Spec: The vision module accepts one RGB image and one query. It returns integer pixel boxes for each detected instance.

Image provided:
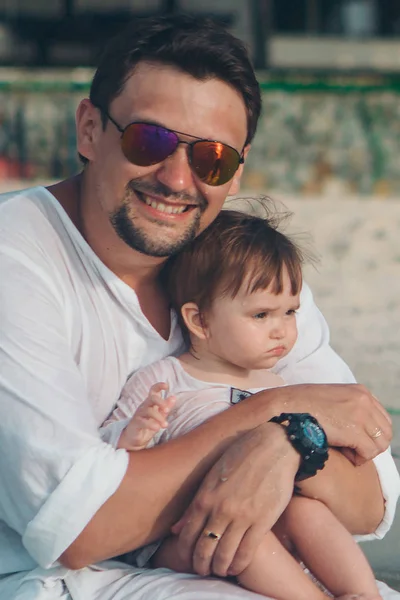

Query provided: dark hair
[161,209,304,344]
[80,14,261,164]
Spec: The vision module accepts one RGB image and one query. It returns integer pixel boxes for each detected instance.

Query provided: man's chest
[65,284,183,424]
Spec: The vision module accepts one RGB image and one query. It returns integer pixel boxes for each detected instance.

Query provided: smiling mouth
[135,190,196,215]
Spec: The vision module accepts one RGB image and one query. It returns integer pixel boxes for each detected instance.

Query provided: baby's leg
[237,530,330,600]
[154,532,329,600]
[279,496,381,598]
[152,535,195,573]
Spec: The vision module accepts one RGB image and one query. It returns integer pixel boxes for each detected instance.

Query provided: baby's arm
[118,383,176,451]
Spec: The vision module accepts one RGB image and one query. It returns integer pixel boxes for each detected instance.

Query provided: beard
[109,179,207,258]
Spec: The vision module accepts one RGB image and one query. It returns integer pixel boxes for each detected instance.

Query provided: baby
[105,209,382,600]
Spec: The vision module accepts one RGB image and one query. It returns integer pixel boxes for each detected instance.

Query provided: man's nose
[155,145,195,192]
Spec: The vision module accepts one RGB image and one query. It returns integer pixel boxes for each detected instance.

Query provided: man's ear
[181,302,208,341]
[227,144,251,197]
[76,99,101,163]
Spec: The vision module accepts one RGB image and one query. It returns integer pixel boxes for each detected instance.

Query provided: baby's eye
[254,312,268,320]
[286,309,298,316]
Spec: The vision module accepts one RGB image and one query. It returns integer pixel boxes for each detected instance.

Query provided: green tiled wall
[1,76,400,195]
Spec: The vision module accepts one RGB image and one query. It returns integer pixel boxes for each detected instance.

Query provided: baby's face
[203,268,300,371]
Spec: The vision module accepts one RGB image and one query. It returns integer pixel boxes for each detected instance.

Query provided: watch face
[302,420,326,448]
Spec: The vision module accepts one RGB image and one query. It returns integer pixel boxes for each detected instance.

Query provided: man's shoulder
[0,185,59,241]
[0,184,47,210]
[0,185,77,265]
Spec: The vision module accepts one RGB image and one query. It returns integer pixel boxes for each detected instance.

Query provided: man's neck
[47,174,172,339]
[47,173,164,290]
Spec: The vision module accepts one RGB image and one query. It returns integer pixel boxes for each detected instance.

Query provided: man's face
[78,62,249,258]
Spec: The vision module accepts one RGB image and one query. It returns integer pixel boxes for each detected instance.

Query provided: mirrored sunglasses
[99,108,244,187]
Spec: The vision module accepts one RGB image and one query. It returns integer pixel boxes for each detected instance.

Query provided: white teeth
[143,196,187,214]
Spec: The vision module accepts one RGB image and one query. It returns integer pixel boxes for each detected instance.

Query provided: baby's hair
[161,208,305,344]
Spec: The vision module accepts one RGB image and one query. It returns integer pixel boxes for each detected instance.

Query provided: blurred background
[0,0,399,589]
[1,0,400,194]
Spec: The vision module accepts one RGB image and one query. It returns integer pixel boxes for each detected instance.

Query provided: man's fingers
[225,524,266,576]
[210,523,248,577]
[370,393,392,424]
[192,520,229,576]
[170,516,185,535]
[175,508,207,567]
[363,406,392,453]
[354,431,383,463]
[352,386,392,440]
[322,384,392,461]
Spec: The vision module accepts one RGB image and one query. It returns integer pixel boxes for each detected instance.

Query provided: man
[0,14,399,600]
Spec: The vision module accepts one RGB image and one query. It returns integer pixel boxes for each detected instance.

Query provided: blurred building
[0,0,399,70]
[1,0,400,195]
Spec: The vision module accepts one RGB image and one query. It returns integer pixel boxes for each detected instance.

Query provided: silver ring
[203,529,222,541]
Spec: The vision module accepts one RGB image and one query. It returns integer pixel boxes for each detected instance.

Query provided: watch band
[269,412,329,481]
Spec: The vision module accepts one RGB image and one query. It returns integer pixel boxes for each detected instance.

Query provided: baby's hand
[118,382,176,451]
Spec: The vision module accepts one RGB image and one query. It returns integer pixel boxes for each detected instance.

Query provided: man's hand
[271,383,392,464]
[171,421,299,578]
[168,382,392,579]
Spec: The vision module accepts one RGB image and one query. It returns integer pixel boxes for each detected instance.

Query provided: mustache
[127,179,208,211]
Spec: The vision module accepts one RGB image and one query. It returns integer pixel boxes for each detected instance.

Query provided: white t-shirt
[0,186,399,600]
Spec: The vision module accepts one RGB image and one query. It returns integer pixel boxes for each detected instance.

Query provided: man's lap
[3,562,400,599]
[60,563,400,600]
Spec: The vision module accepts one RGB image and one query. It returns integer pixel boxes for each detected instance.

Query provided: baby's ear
[181,302,208,340]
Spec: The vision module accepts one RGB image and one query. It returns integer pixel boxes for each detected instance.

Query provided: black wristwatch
[269,413,329,481]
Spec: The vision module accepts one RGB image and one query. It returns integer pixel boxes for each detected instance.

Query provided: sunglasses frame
[97,106,245,185]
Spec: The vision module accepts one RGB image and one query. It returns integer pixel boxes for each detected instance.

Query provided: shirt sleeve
[99,419,132,448]
[0,248,129,569]
[275,282,400,540]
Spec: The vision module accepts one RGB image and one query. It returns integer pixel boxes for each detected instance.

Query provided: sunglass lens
[190,142,240,186]
[121,123,178,166]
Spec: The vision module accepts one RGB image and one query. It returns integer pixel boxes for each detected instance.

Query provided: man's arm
[61,400,296,568]
[275,281,399,537]
[60,380,392,571]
